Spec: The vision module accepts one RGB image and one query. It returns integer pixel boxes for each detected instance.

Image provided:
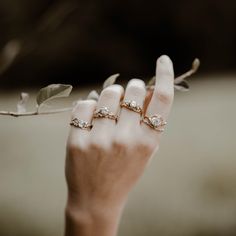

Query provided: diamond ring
[70,118,93,130]
[93,106,117,121]
[142,114,167,132]
[120,100,143,115]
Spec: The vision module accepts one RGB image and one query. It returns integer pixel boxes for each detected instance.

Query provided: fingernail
[159,55,171,64]
[156,55,174,76]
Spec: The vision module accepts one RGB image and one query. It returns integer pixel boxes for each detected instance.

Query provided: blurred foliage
[0,0,235,87]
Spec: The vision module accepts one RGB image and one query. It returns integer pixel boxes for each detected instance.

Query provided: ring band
[120,100,142,115]
[142,114,167,132]
[70,118,93,130]
[93,106,117,121]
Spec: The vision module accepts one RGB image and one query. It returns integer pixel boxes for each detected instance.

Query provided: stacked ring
[142,114,167,132]
[120,100,143,115]
[70,118,93,130]
[93,106,118,121]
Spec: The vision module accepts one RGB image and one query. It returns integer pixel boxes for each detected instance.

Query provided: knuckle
[156,89,173,104]
[111,140,124,151]
[88,141,100,150]
[113,133,130,147]
[66,142,80,156]
[146,141,159,152]
[129,78,145,86]
[89,136,111,150]
[67,136,89,153]
[139,136,157,152]
[137,143,154,158]
[112,138,127,148]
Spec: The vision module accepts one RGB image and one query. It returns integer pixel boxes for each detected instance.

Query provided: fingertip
[126,78,146,98]
[156,55,174,78]
[127,78,146,88]
[157,55,172,64]
[102,84,124,95]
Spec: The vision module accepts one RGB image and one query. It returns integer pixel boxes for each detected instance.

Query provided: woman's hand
[65,55,174,236]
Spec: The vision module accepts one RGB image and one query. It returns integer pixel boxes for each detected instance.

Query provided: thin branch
[39,107,72,115]
[0,58,201,117]
[0,107,72,117]
[174,58,200,84]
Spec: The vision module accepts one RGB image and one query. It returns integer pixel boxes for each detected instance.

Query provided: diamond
[150,116,162,127]
[130,101,137,108]
[99,107,109,116]
[78,120,87,128]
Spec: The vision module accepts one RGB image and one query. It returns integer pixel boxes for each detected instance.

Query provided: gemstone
[130,101,137,108]
[78,120,86,128]
[99,107,109,115]
[150,116,162,127]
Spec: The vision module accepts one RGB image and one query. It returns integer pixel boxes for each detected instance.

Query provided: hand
[65,55,174,236]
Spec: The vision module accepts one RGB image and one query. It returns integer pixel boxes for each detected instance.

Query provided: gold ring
[93,106,117,121]
[120,100,142,115]
[142,114,167,132]
[70,118,93,130]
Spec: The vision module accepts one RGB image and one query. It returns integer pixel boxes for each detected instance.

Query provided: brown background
[0,1,236,236]
[0,0,236,87]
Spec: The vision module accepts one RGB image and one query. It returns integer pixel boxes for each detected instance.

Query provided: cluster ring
[120,100,143,115]
[142,114,167,132]
[93,106,118,121]
[70,118,93,130]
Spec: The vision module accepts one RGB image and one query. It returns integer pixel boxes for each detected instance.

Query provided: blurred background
[0,0,236,235]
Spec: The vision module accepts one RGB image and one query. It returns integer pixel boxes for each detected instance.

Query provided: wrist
[65,201,125,236]
[66,191,127,215]
[66,196,125,221]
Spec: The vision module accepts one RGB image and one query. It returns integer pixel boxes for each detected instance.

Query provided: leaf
[192,58,200,73]
[147,76,155,86]
[36,84,72,106]
[174,80,190,92]
[87,90,99,101]
[17,92,29,113]
[174,58,200,84]
[103,74,119,89]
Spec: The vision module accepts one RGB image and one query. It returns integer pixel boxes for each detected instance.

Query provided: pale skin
[65,55,174,236]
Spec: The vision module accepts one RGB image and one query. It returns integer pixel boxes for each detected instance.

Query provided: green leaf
[17,92,29,113]
[147,76,155,86]
[192,58,200,72]
[174,80,190,92]
[36,84,72,106]
[87,90,99,101]
[103,74,119,89]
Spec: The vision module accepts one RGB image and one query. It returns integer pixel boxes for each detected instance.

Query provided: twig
[174,58,200,84]
[0,107,72,117]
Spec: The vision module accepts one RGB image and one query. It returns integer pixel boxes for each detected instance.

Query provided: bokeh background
[0,0,236,235]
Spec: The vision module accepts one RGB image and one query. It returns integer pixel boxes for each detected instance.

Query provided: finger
[118,79,146,127]
[91,84,124,135]
[67,100,97,147]
[142,55,174,135]
[143,88,153,114]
